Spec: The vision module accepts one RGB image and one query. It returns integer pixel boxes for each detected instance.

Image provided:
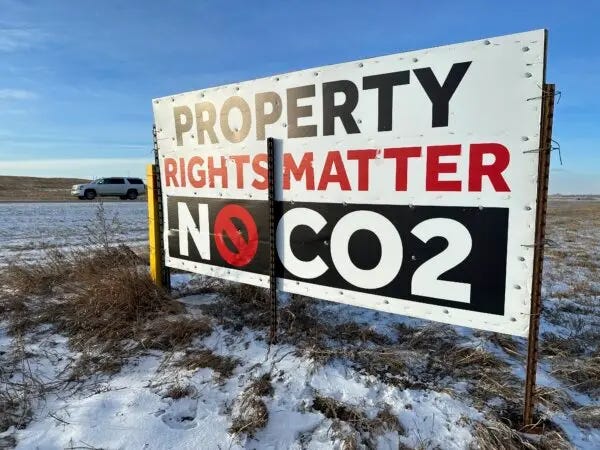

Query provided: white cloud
[0,158,152,179]
[0,88,37,100]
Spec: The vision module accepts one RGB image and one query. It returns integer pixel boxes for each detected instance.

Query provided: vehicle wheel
[126,189,138,200]
[84,189,96,200]
[119,195,127,200]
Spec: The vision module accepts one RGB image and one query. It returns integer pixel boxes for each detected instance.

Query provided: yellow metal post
[147,163,162,287]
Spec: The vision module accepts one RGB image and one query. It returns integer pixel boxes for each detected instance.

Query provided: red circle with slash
[214,204,259,267]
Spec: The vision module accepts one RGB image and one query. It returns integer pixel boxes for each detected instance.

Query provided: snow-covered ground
[0,202,147,266]
[0,200,598,449]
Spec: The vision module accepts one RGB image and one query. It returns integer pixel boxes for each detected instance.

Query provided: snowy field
[0,202,148,266]
[0,200,598,449]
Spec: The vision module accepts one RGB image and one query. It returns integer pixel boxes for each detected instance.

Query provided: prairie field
[0,199,598,449]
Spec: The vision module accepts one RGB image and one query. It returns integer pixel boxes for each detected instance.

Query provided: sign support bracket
[522,83,555,429]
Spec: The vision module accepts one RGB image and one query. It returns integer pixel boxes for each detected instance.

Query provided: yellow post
[147,164,162,287]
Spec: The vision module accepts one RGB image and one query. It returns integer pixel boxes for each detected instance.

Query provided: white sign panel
[152,30,547,336]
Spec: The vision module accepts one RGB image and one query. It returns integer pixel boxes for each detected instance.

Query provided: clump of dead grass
[534,386,575,412]
[247,373,273,397]
[1,245,212,377]
[550,356,600,397]
[571,405,600,429]
[164,384,194,400]
[175,348,238,380]
[469,419,573,450]
[199,282,270,330]
[229,377,271,438]
[333,322,391,345]
[312,395,404,448]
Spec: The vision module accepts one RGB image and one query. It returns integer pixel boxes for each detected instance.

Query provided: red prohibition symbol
[214,204,259,267]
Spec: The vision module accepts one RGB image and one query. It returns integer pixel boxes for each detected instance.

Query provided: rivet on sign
[154,100,159,104]
[519,256,525,261]
[511,317,517,322]
[358,62,364,67]
[412,57,418,63]
[357,119,362,124]
[484,40,491,45]
[525,206,532,211]
[275,77,279,81]
[339,291,344,295]
[522,46,530,52]
[411,255,416,261]
[409,204,415,209]
[525,72,533,78]
[171,98,175,102]
[384,299,389,304]
[443,309,449,314]
[324,240,329,246]
[190,135,195,139]
[521,136,529,141]
[342,201,347,206]
[201,93,204,97]
[282,123,287,127]
[478,205,484,210]
[514,284,522,290]
[236,87,240,91]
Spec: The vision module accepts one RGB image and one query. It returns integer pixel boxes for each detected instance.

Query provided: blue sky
[0,0,598,193]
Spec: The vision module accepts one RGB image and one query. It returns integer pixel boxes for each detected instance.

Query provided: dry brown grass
[175,349,238,380]
[0,175,89,202]
[229,378,270,438]
[469,419,573,450]
[164,384,194,400]
[0,245,212,377]
[199,282,270,330]
[247,373,273,397]
[571,405,600,429]
[312,395,404,448]
[550,356,600,397]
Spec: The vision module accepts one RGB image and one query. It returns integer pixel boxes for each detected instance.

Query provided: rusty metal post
[523,83,555,428]
[267,137,278,344]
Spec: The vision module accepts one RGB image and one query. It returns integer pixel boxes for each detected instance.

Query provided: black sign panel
[167,197,508,315]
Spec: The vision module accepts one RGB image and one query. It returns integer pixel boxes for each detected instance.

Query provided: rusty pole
[523,83,555,428]
[267,137,278,344]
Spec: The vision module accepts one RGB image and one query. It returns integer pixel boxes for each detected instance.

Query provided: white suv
[71,177,146,200]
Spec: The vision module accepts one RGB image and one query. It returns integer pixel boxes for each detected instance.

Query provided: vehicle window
[127,178,144,185]
[107,178,125,184]
[95,179,105,184]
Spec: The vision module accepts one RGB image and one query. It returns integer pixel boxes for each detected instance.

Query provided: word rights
[153,30,547,336]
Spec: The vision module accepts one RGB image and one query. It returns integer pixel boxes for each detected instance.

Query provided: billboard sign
[152,30,547,336]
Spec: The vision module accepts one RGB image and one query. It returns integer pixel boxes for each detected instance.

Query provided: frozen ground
[0,202,147,266]
[0,200,598,449]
